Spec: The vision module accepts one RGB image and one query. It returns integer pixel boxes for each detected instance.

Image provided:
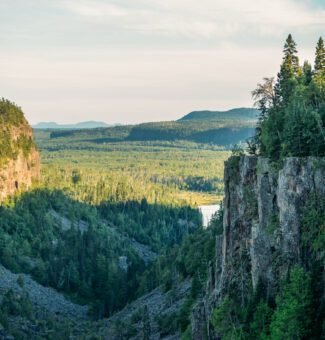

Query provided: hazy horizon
[1,0,324,124]
[31,106,257,125]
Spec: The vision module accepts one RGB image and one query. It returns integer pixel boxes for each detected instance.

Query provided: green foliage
[0,189,201,318]
[269,267,313,340]
[178,297,195,332]
[34,133,229,206]
[315,37,325,74]
[301,193,325,258]
[266,214,279,235]
[136,216,220,297]
[209,205,224,235]
[211,267,316,340]
[48,118,256,146]
[179,108,258,121]
[99,200,200,251]
[249,301,272,340]
[1,289,33,318]
[135,206,223,335]
[212,296,244,339]
[157,312,178,336]
[181,325,192,340]
[0,98,25,126]
[0,99,36,165]
[252,35,325,160]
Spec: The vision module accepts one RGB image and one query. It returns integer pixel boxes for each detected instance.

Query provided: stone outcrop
[0,264,88,319]
[105,279,191,339]
[192,156,325,339]
[0,123,40,202]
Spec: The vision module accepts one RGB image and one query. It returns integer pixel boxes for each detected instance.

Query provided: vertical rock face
[191,156,325,339]
[219,156,258,304]
[0,115,40,202]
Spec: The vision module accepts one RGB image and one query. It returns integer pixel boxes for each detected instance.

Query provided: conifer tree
[283,34,300,75]
[315,37,325,74]
[275,34,300,103]
[302,61,312,85]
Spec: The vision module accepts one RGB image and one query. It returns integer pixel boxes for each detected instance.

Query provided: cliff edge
[0,99,40,202]
[192,156,325,339]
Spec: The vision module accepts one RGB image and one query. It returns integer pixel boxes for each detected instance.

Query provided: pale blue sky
[0,0,324,124]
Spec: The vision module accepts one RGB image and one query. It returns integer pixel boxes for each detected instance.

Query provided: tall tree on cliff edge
[251,35,325,159]
[256,35,301,159]
[275,34,301,104]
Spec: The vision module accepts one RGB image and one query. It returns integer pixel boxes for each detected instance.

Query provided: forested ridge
[46,114,256,146]
[179,108,258,121]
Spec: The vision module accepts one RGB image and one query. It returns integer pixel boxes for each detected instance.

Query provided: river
[199,204,220,228]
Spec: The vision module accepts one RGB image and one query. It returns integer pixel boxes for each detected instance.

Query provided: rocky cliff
[192,156,325,339]
[0,100,40,202]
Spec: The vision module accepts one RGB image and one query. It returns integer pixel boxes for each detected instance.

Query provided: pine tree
[315,37,325,74]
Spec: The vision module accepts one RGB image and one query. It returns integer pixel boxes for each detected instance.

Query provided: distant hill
[32,121,111,129]
[43,115,256,148]
[179,108,259,121]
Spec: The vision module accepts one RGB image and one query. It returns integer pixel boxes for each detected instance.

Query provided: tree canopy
[250,35,325,160]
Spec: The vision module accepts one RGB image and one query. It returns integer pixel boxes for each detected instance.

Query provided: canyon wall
[192,156,325,339]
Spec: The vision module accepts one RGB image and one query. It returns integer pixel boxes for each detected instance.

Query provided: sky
[0,0,324,124]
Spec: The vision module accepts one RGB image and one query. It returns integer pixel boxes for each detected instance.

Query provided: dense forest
[0,188,202,318]
[35,134,229,206]
[179,108,258,121]
[46,116,255,146]
[250,35,325,160]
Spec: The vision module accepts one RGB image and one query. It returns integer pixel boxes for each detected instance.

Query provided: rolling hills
[39,107,258,148]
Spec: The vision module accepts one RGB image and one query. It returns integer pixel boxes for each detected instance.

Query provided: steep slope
[0,99,40,202]
[105,279,191,339]
[192,156,325,339]
[0,264,88,319]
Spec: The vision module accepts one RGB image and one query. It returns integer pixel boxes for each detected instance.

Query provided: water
[199,204,220,228]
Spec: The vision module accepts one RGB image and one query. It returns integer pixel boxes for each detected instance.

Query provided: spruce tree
[315,37,325,74]
[302,61,312,85]
[275,34,300,103]
[283,34,300,76]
